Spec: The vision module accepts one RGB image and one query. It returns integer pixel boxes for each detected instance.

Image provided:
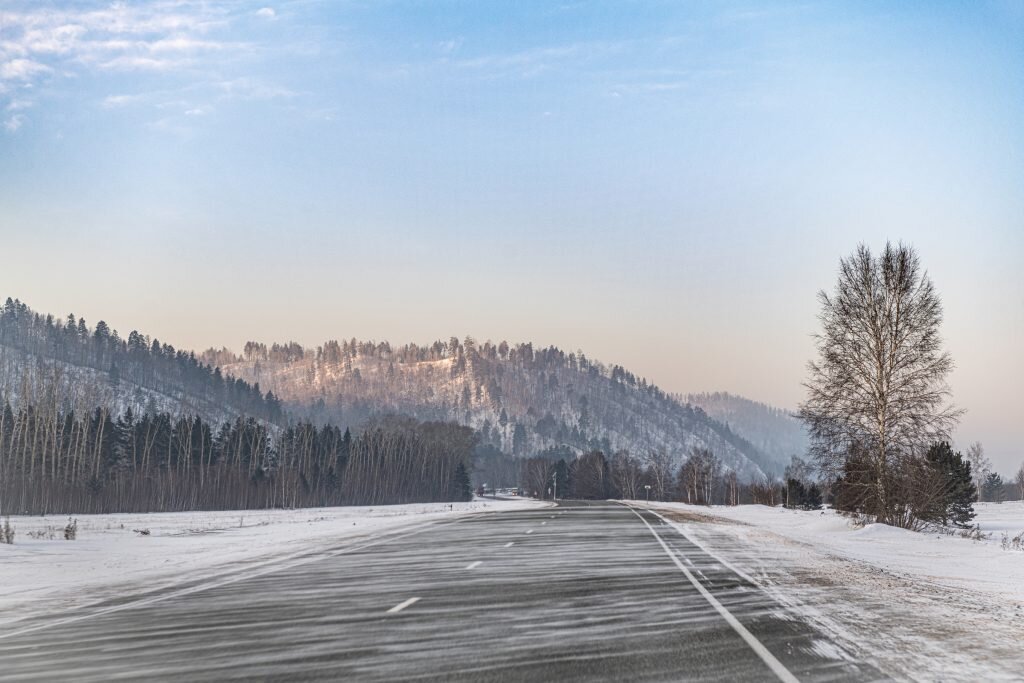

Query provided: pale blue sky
[1,1,1021,470]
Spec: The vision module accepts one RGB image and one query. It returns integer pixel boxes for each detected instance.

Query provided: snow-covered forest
[214,337,780,478]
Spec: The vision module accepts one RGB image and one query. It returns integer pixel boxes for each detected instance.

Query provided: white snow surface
[0,497,548,629]
[636,500,1024,681]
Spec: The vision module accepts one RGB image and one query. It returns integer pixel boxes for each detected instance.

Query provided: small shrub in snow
[27,527,57,540]
[0,517,13,544]
[958,524,988,542]
[64,518,78,540]
[840,511,869,529]
[1000,531,1024,552]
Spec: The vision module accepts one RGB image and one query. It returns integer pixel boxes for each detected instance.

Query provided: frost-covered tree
[799,243,962,527]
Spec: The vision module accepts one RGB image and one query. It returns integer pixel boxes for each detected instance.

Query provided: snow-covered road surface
[1,501,879,681]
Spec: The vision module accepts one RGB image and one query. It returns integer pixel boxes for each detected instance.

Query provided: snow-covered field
[638,500,1024,681]
[0,497,548,629]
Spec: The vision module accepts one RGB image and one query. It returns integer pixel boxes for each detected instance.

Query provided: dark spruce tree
[786,477,823,510]
[923,442,977,527]
[453,462,473,502]
[803,483,823,510]
[982,472,1005,504]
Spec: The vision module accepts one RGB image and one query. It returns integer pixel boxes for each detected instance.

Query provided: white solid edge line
[627,506,800,683]
[387,597,421,614]
[466,561,482,570]
[643,507,761,586]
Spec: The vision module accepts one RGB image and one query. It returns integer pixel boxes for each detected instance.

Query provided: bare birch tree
[798,242,962,526]
[966,442,991,500]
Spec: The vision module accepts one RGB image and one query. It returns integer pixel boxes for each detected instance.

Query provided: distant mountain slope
[0,298,283,424]
[214,338,773,478]
[682,392,808,474]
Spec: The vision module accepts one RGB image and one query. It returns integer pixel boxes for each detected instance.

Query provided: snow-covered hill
[217,339,774,478]
[0,297,282,424]
[1,299,779,479]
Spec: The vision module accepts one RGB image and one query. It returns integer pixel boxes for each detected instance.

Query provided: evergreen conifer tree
[983,472,1005,504]
[924,442,977,527]
[453,462,472,501]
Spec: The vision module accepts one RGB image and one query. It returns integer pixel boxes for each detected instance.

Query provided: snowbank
[639,500,1024,603]
[0,497,548,628]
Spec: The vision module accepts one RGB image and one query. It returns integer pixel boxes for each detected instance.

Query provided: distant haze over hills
[681,393,809,472]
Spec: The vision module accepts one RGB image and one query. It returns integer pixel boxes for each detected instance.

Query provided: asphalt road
[0,501,884,682]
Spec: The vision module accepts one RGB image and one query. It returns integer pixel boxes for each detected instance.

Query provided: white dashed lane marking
[386,597,420,614]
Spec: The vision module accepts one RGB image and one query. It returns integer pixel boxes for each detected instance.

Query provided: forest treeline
[499,442,985,528]
[0,298,283,423]
[509,447,747,506]
[0,398,473,515]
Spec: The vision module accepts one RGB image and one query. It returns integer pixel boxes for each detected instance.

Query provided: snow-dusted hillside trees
[0,298,283,424]
[214,337,772,478]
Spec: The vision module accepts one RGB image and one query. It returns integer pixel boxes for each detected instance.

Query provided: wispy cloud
[255,8,277,20]
[3,114,25,132]
[6,97,32,111]
[101,93,146,109]
[0,58,52,80]
[437,38,462,55]
[450,43,589,77]
[0,1,260,132]
[217,77,295,101]
[98,55,195,71]
[428,39,634,82]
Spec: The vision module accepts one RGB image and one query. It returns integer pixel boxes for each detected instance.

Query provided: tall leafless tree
[798,243,962,526]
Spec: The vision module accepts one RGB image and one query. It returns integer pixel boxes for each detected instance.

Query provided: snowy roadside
[0,497,548,629]
[635,500,1024,681]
